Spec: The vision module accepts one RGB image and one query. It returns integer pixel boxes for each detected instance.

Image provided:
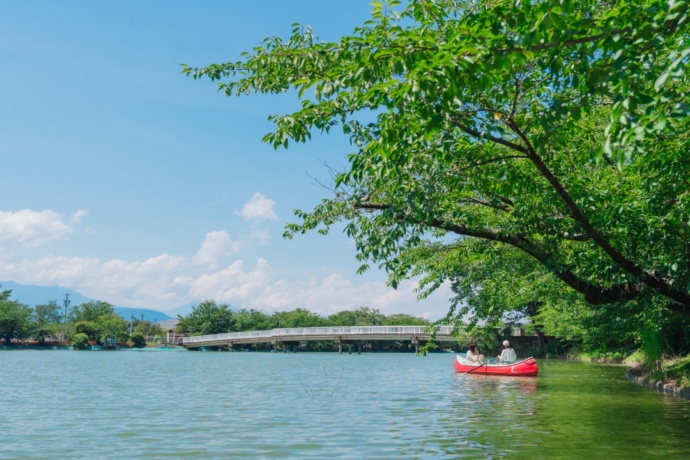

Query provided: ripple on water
[2,352,690,458]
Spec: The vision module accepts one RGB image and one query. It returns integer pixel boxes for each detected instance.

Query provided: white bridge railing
[182,325,458,346]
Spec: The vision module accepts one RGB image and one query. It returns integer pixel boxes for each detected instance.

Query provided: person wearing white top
[497,340,517,363]
[465,343,484,364]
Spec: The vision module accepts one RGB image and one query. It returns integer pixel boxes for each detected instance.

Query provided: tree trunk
[534,327,547,358]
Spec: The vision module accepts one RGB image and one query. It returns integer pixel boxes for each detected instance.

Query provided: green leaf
[654,72,669,92]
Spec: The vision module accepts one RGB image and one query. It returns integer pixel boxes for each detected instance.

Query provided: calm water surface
[2,350,689,459]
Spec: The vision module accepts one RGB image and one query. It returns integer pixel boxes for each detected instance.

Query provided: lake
[2,350,689,459]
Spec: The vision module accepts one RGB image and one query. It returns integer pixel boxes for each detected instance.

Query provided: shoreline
[564,354,690,399]
[625,367,690,400]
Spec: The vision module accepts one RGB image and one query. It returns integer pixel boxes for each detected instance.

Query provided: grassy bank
[624,353,690,399]
[633,355,690,390]
[566,349,690,398]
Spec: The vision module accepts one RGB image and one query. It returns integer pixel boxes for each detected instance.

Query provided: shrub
[130,332,146,348]
[71,333,90,350]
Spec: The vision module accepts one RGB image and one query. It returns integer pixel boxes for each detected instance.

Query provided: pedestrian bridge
[182,325,461,351]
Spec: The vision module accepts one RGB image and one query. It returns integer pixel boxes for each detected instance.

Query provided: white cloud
[193,231,243,266]
[69,209,88,225]
[0,249,453,319]
[248,229,271,244]
[245,273,452,320]
[179,258,272,302]
[0,209,86,248]
[234,193,278,221]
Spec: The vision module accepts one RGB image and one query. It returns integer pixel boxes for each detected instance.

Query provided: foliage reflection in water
[1,351,689,459]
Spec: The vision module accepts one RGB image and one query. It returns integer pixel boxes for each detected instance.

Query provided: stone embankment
[625,367,690,399]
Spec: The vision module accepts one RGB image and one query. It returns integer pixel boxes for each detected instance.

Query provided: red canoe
[454,356,538,377]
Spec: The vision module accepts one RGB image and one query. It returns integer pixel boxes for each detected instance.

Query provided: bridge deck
[182,326,461,348]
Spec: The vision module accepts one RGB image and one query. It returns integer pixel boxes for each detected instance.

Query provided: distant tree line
[176,301,428,335]
[0,286,163,347]
[0,285,431,350]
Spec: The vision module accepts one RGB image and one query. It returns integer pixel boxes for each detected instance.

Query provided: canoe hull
[454,356,538,377]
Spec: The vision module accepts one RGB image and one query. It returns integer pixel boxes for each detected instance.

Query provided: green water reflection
[444,360,689,459]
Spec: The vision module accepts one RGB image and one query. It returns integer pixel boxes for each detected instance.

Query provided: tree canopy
[184,0,690,350]
[33,301,62,343]
[70,301,128,344]
[70,300,116,323]
[0,298,32,345]
[177,300,237,335]
[273,308,326,328]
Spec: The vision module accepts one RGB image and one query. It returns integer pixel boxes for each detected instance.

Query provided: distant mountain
[164,303,195,318]
[1,281,91,309]
[0,281,172,322]
[116,307,171,323]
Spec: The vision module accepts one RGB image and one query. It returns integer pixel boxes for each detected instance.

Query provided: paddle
[464,358,497,374]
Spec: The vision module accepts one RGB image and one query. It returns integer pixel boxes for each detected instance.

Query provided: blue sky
[0,1,452,318]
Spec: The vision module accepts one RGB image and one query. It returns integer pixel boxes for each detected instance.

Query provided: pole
[62,293,71,343]
[63,293,70,323]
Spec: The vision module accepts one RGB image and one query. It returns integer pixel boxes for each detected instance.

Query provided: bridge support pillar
[412,338,427,355]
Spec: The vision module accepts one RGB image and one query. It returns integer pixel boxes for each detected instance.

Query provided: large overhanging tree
[184,0,690,327]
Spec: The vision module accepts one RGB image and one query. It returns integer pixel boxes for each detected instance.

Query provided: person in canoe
[465,343,484,364]
[497,340,517,363]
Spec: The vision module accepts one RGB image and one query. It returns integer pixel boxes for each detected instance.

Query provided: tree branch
[453,155,529,174]
[354,202,644,306]
[503,118,690,310]
[499,29,629,54]
[449,117,528,154]
[459,197,511,213]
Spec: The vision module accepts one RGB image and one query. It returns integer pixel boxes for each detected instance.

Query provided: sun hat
[503,340,510,347]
